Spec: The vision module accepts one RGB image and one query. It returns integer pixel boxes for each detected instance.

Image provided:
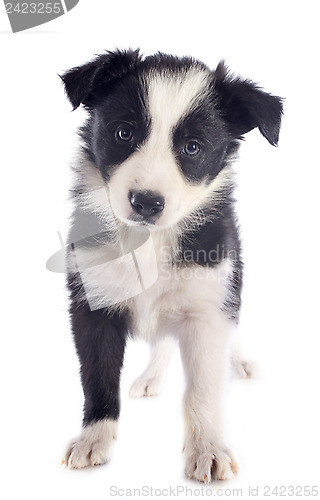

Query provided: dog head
[61,49,283,229]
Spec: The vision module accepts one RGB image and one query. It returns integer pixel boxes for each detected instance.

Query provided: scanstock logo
[4,1,79,32]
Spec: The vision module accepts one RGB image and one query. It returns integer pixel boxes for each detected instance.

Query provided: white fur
[231,338,261,378]
[63,418,117,469]
[67,151,235,315]
[128,256,239,481]
[179,310,239,481]
[129,336,176,397]
[70,148,235,231]
[68,225,159,311]
[146,68,210,133]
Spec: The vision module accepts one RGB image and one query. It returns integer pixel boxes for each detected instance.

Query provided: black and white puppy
[61,49,283,482]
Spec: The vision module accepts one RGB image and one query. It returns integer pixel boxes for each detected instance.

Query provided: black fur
[89,75,150,175]
[62,50,282,186]
[68,275,130,426]
[173,104,233,183]
[60,49,142,110]
[178,194,243,320]
[214,61,283,145]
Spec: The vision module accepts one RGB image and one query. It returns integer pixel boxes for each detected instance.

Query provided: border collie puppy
[61,49,282,482]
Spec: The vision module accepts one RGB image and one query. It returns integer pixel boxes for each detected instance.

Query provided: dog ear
[214,61,283,146]
[60,49,142,110]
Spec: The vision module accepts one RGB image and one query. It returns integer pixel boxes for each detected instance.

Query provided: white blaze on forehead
[106,67,225,229]
[146,69,210,141]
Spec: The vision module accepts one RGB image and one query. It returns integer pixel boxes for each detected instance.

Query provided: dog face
[61,50,282,228]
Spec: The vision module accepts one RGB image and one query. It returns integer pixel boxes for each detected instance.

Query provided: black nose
[129,190,165,218]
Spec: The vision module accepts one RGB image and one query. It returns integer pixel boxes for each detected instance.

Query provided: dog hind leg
[231,337,261,379]
[129,336,176,398]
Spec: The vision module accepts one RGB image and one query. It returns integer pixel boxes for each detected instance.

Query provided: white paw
[129,376,162,398]
[64,438,108,468]
[63,418,117,469]
[232,358,261,379]
[185,448,239,483]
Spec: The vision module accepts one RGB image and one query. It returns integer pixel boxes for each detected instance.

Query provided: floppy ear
[60,49,142,110]
[214,61,283,146]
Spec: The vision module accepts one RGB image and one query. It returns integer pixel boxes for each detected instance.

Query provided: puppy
[61,49,283,482]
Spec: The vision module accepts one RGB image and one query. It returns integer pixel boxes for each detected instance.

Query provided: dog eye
[183,141,201,157]
[116,126,133,142]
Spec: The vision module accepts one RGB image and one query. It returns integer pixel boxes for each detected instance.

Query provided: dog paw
[185,448,239,483]
[63,418,117,469]
[232,358,261,379]
[129,376,162,398]
[64,438,108,469]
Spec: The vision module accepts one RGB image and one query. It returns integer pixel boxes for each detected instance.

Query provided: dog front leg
[178,311,239,482]
[63,284,128,469]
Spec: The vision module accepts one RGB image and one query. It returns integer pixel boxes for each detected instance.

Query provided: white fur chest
[68,226,232,339]
[131,257,232,340]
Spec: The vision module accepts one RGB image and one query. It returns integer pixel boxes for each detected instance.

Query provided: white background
[1,1,320,499]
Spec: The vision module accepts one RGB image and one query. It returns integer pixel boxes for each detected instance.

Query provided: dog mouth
[127,213,159,226]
